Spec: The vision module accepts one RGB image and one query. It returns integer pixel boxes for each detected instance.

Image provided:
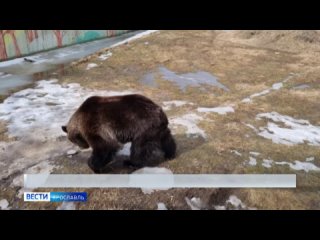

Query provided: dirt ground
[0,30,320,210]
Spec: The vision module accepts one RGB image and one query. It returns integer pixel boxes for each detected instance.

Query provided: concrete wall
[0,30,131,61]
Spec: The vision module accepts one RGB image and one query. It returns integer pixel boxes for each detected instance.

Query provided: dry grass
[1,30,320,210]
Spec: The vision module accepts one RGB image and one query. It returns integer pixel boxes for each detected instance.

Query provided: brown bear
[62,94,176,173]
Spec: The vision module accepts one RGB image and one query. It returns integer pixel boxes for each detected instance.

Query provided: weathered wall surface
[0,30,131,61]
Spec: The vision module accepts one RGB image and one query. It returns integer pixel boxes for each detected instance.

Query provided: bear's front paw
[88,156,103,174]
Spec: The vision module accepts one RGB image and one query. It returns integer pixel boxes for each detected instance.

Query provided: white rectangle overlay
[24,174,296,189]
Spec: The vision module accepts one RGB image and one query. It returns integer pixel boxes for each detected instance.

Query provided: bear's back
[76,94,167,129]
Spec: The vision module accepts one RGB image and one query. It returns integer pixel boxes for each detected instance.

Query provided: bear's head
[62,125,90,149]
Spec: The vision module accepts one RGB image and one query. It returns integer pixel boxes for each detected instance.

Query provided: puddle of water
[141,72,157,87]
[293,84,310,90]
[160,67,229,92]
[0,75,33,95]
[140,67,229,92]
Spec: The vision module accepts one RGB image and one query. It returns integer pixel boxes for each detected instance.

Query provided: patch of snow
[226,195,246,209]
[250,89,271,98]
[261,158,320,172]
[241,98,252,103]
[197,106,234,115]
[306,157,315,162]
[214,205,226,210]
[262,159,273,168]
[86,63,98,70]
[248,157,257,166]
[57,202,76,210]
[249,152,260,156]
[98,51,112,61]
[133,167,173,194]
[144,42,149,45]
[242,74,295,103]
[170,113,206,138]
[256,112,320,146]
[117,143,131,156]
[0,79,135,141]
[0,199,10,210]
[0,140,70,182]
[157,202,167,210]
[185,197,204,210]
[231,150,242,156]
[272,82,283,90]
[275,161,320,172]
[67,149,78,156]
[244,123,258,132]
[215,195,255,210]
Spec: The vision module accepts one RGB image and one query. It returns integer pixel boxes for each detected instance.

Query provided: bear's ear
[62,126,68,133]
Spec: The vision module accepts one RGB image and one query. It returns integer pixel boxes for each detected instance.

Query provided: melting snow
[0,139,69,181]
[86,63,98,70]
[197,106,234,115]
[272,82,283,90]
[0,79,134,141]
[242,98,251,103]
[185,197,204,210]
[248,157,257,166]
[0,199,10,210]
[275,161,320,172]
[262,159,273,168]
[244,123,258,132]
[256,112,320,146]
[170,113,206,138]
[157,202,168,210]
[214,205,226,210]
[215,195,256,210]
[306,157,315,162]
[249,152,260,156]
[241,74,295,103]
[231,150,242,156]
[226,195,247,209]
[66,149,78,156]
[261,158,320,172]
[98,51,112,61]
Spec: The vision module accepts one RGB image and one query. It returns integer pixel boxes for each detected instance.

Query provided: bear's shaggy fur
[62,94,176,173]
